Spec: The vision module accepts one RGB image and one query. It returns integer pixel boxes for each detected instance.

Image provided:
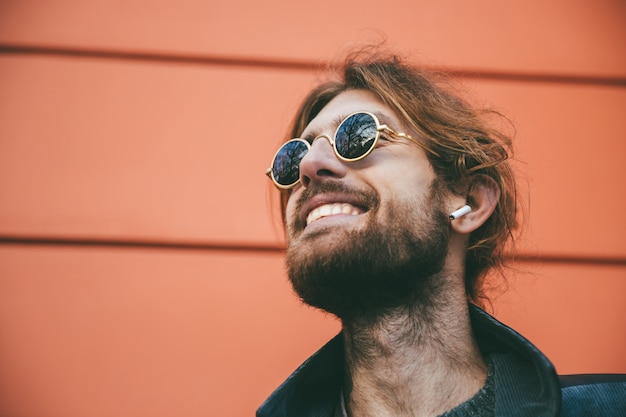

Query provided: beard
[285,180,451,321]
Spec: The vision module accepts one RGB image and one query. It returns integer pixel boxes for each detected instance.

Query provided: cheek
[284,193,300,230]
[372,176,435,217]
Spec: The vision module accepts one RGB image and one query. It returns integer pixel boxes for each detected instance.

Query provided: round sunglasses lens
[335,113,378,159]
[272,140,309,186]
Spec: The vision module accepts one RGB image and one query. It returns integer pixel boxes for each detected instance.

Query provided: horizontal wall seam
[1,235,625,266]
[0,235,284,254]
[1,43,625,88]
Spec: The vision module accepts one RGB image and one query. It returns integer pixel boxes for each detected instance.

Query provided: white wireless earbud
[449,204,471,220]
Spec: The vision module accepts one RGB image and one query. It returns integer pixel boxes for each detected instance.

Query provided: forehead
[301,89,404,138]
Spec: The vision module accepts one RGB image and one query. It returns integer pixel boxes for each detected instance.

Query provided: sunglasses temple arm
[382,126,441,158]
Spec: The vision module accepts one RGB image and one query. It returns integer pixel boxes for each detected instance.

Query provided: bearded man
[258,52,626,417]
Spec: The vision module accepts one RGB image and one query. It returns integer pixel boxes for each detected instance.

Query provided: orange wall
[1,1,625,416]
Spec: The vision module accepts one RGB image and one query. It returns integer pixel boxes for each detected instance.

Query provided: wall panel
[489,262,626,374]
[1,0,625,77]
[0,245,339,417]
[1,55,625,257]
[0,245,623,417]
[1,1,625,416]
[466,79,626,258]
[0,54,318,244]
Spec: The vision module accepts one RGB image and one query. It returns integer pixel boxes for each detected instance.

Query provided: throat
[341,303,488,417]
[339,356,494,417]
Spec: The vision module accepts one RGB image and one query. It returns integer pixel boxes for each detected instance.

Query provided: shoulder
[559,374,626,417]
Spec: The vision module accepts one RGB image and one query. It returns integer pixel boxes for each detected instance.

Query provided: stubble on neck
[341,273,488,417]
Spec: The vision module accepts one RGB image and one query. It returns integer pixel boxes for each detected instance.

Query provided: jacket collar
[257,305,561,417]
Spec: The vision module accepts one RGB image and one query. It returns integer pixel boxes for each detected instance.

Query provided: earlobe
[450,174,500,234]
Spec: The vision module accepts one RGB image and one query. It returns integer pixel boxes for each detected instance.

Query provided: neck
[340,274,487,417]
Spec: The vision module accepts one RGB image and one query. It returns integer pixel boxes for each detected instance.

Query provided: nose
[298,135,348,187]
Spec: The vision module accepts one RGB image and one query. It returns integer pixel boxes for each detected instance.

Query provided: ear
[450,174,500,234]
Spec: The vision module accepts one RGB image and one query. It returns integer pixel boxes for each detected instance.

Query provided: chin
[286,209,450,320]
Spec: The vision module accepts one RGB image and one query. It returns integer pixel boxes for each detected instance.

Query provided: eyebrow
[300,114,344,142]
[370,111,397,128]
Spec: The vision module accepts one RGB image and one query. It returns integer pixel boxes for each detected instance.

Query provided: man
[258,51,625,417]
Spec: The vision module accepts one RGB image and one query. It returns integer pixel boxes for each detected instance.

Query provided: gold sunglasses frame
[265,111,415,189]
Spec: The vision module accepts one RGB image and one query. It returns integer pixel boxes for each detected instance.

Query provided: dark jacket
[257,305,626,416]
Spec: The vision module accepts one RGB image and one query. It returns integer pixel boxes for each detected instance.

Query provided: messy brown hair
[277,50,518,305]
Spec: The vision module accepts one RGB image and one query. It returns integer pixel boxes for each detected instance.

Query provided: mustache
[296,181,378,214]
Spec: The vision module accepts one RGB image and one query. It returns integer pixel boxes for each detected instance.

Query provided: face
[284,90,452,320]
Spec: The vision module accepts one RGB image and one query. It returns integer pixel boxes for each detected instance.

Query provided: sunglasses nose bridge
[303,135,336,162]
[298,134,347,187]
[311,133,334,146]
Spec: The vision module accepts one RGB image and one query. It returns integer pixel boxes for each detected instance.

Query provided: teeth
[306,203,362,225]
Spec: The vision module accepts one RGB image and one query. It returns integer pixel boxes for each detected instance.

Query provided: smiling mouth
[306,203,364,226]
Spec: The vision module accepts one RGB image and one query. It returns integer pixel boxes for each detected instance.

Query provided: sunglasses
[266,111,416,189]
